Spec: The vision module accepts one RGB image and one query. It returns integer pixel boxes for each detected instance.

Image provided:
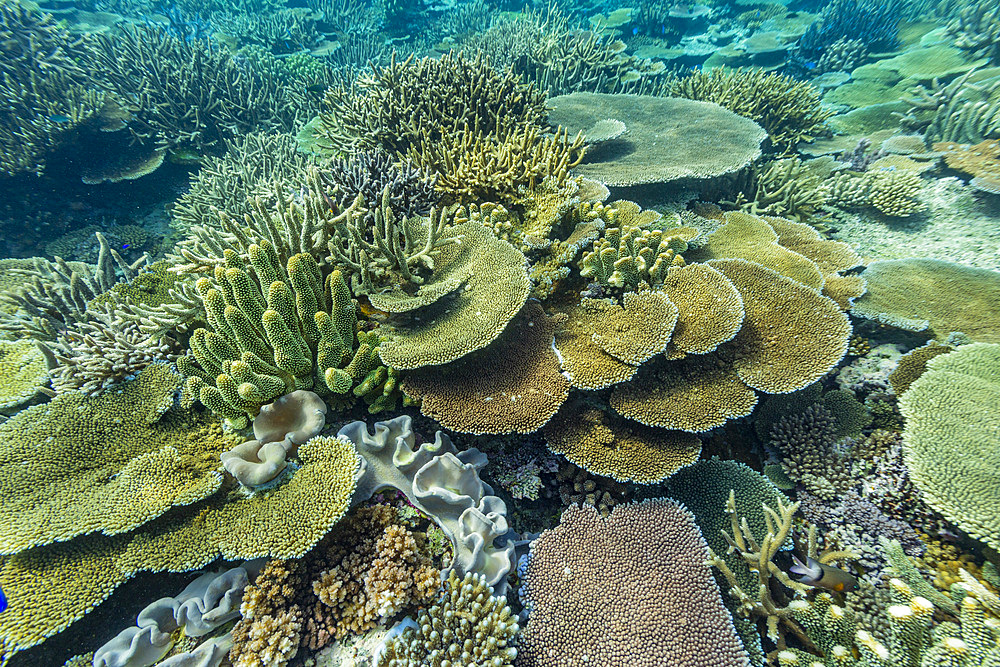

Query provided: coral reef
[518,500,750,666]
[665,68,833,154]
[898,343,1000,551]
[0,338,50,413]
[852,259,1000,344]
[378,571,518,667]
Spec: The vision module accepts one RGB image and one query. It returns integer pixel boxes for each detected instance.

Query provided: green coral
[898,343,1000,551]
[665,67,833,154]
[0,338,50,413]
[378,571,518,667]
[178,241,392,427]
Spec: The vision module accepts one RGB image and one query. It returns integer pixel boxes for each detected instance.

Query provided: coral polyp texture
[517,499,750,666]
[546,93,767,187]
[899,343,1000,551]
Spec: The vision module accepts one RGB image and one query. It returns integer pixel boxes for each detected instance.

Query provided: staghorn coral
[0,0,111,176]
[665,67,833,154]
[518,499,750,666]
[0,424,358,662]
[898,343,1000,551]
[170,132,314,235]
[547,92,767,186]
[378,571,518,667]
[0,338,50,414]
[944,0,1000,65]
[401,302,570,435]
[411,123,585,204]
[317,149,439,222]
[39,309,181,396]
[897,69,1000,145]
[543,398,700,484]
[318,50,547,158]
[88,24,299,156]
[724,158,830,222]
[852,259,1000,344]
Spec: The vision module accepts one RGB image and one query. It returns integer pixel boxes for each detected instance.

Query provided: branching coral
[317,149,439,222]
[665,67,833,154]
[379,570,518,667]
[318,50,547,157]
[897,69,1000,144]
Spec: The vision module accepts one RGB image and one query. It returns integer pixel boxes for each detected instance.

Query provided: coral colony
[1,0,1000,666]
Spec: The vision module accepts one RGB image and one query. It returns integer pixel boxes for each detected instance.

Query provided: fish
[47,114,72,123]
[0,582,6,613]
[789,555,860,592]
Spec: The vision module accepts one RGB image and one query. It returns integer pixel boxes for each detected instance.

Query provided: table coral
[544,398,700,484]
[378,571,518,667]
[0,338,49,413]
[898,343,1000,551]
[546,93,766,186]
[665,67,832,154]
[517,499,750,666]
[851,259,1000,344]
[375,222,531,370]
[401,302,569,435]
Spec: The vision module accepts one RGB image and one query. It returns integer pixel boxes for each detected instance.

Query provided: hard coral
[665,67,832,154]
[518,500,750,666]
[0,338,49,413]
[547,92,767,186]
[379,571,518,667]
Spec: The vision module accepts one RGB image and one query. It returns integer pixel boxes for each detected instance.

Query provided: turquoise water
[1,0,999,665]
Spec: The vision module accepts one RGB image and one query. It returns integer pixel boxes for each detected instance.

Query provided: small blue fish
[121,243,130,250]
[804,61,817,70]
[48,114,71,123]
[633,27,639,35]
[0,583,7,613]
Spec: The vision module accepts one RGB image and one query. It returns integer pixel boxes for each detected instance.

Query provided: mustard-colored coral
[899,343,1000,551]
[550,294,642,390]
[711,258,851,394]
[888,341,954,396]
[0,363,231,553]
[544,399,700,484]
[658,263,745,355]
[376,222,531,370]
[0,338,49,412]
[401,303,569,434]
[610,353,759,432]
[578,222,693,290]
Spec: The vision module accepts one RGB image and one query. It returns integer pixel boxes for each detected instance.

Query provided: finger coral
[378,571,518,667]
[517,499,750,666]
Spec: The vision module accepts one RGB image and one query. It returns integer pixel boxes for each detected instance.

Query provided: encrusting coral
[517,499,751,666]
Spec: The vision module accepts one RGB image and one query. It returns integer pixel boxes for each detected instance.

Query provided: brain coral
[852,259,1000,344]
[401,302,569,434]
[546,92,766,187]
[517,499,750,666]
[899,343,1000,550]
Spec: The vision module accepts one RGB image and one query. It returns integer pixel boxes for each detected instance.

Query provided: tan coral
[689,212,824,289]
[550,294,642,390]
[658,263,745,355]
[402,302,569,435]
[711,258,851,394]
[544,400,700,484]
[610,353,758,433]
[588,290,678,365]
[0,338,50,413]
